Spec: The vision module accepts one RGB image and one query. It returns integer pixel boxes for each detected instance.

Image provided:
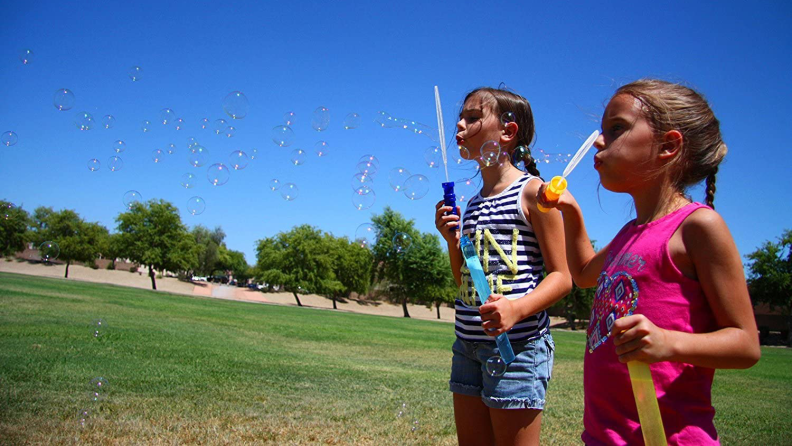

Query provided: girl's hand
[434,200,461,245]
[479,294,519,336]
[535,182,577,213]
[612,315,673,364]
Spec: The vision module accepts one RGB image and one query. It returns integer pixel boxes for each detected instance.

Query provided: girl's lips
[593,157,602,169]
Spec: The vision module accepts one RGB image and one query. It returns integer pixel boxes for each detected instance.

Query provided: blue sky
[1,1,791,265]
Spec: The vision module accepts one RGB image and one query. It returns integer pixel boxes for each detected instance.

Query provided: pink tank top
[582,203,720,446]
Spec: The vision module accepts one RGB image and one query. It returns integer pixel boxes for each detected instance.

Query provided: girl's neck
[479,162,523,197]
[631,184,691,225]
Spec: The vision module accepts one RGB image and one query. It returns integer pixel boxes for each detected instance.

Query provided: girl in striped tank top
[435,87,572,445]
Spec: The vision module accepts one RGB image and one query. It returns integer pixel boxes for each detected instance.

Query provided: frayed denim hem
[483,396,546,410]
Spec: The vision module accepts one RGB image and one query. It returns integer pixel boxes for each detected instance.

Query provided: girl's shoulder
[678,206,730,249]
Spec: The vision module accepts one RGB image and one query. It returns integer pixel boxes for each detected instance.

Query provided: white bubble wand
[434,86,450,183]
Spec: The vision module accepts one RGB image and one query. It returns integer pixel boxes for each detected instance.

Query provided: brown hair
[615,79,727,208]
[462,87,541,177]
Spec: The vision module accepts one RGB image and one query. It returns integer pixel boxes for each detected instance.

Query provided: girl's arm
[536,184,611,288]
[434,200,464,286]
[613,209,761,369]
[480,180,573,334]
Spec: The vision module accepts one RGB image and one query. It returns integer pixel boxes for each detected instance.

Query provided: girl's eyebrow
[461,107,483,115]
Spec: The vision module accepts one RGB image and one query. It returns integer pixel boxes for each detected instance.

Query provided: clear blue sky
[2,1,791,265]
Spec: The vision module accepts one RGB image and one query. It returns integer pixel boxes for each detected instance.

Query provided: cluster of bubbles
[80,317,111,427]
[375,111,435,141]
[395,402,420,433]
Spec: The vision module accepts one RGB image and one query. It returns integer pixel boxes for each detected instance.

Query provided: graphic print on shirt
[587,271,639,353]
[459,228,520,306]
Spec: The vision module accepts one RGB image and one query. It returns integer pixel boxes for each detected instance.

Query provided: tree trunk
[293,292,302,307]
[149,266,157,290]
[436,302,441,319]
[402,297,411,318]
[787,311,792,347]
[64,260,70,278]
[332,296,337,310]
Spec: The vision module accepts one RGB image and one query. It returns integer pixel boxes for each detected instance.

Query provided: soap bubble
[141,120,151,132]
[456,178,478,203]
[167,143,177,155]
[283,111,296,126]
[223,91,249,119]
[500,111,516,125]
[411,420,420,432]
[229,150,248,170]
[187,196,206,215]
[92,319,106,338]
[396,402,409,418]
[388,167,411,192]
[375,111,397,128]
[393,233,413,254]
[200,118,210,129]
[3,203,14,219]
[19,49,33,65]
[357,160,378,177]
[486,355,507,377]
[89,377,108,393]
[224,126,236,138]
[123,190,142,209]
[188,145,208,167]
[354,223,376,248]
[352,172,374,191]
[78,408,90,428]
[53,88,75,111]
[358,154,380,169]
[2,131,18,146]
[181,173,196,188]
[39,241,60,262]
[269,179,280,191]
[290,148,306,166]
[314,140,329,157]
[187,137,198,148]
[128,66,142,81]
[456,145,471,163]
[213,119,227,135]
[403,174,429,200]
[102,115,116,129]
[271,125,294,147]
[249,148,258,160]
[174,118,184,130]
[159,108,175,125]
[108,156,123,172]
[87,159,101,172]
[352,188,376,210]
[281,183,299,201]
[312,106,330,131]
[480,141,501,167]
[424,146,442,168]
[207,163,230,186]
[151,149,164,163]
[343,112,361,129]
[113,140,126,153]
[74,112,95,131]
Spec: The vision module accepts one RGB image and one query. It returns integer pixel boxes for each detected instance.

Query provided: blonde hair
[616,79,727,208]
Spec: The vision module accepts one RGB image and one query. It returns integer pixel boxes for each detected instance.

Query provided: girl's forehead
[463,93,496,112]
[603,94,644,120]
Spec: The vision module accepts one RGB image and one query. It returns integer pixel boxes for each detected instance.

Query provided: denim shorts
[449,332,555,410]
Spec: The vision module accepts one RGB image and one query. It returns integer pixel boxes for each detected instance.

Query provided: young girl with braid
[435,87,572,445]
[537,79,760,445]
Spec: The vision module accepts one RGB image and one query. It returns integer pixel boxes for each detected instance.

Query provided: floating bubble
[283,111,296,126]
[2,131,18,147]
[271,125,294,147]
[393,233,413,254]
[74,112,95,131]
[128,66,142,81]
[486,355,507,377]
[19,49,33,65]
[376,111,397,128]
[403,174,429,200]
[269,179,280,191]
[411,419,420,432]
[357,160,378,177]
[90,377,108,393]
[343,112,361,129]
[223,91,249,119]
[200,118,210,129]
[188,146,208,167]
[91,319,106,339]
[456,145,471,163]
[354,223,376,249]
[456,178,478,203]
[53,88,75,111]
[352,188,376,210]
[39,241,59,262]
[102,115,116,129]
[424,146,442,168]
[108,156,123,172]
[113,140,126,153]
[141,120,151,133]
[187,137,198,149]
[312,106,330,131]
[187,196,206,215]
[3,203,14,219]
[167,143,177,155]
[480,140,501,167]
[500,111,516,125]
[224,126,236,138]
[358,154,380,169]
[174,118,184,130]
[280,183,298,201]
[87,159,100,172]
[314,140,329,157]
[159,108,175,125]
[396,402,409,418]
[207,163,230,186]
[213,119,227,135]
[249,148,258,160]
[388,167,411,192]
[290,148,306,166]
[78,408,90,428]
[352,172,374,191]
[123,190,142,209]
[228,150,248,170]
[152,149,165,163]
[181,173,196,188]
[88,390,104,403]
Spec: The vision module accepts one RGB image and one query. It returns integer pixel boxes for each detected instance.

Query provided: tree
[406,233,457,319]
[192,225,224,276]
[219,247,251,283]
[327,234,373,309]
[255,224,342,306]
[115,200,201,290]
[1,200,30,257]
[29,207,108,278]
[551,240,598,329]
[746,229,792,345]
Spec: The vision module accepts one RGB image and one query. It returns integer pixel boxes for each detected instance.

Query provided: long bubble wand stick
[628,361,667,445]
[538,130,600,212]
[435,86,458,216]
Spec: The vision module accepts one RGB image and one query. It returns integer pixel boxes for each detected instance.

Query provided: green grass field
[1,272,790,444]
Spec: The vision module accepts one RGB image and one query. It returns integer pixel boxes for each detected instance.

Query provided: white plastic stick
[562,130,600,178]
[434,86,449,182]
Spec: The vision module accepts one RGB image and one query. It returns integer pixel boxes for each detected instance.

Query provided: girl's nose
[594,133,605,150]
[456,119,465,132]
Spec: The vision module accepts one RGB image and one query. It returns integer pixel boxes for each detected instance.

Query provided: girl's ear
[501,122,518,145]
[659,130,683,160]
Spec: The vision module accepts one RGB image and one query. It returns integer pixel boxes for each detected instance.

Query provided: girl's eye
[466,116,480,124]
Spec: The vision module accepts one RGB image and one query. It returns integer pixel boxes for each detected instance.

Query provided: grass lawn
[1,272,790,444]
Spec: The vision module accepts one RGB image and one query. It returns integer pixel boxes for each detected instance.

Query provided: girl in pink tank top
[537,79,760,445]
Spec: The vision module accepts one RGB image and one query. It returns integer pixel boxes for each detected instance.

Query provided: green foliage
[551,240,598,329]
[326,234,373,298]
[191,225,225,276]
[746,229,792,344]
[0,200,30,256]
[28,206,109,277]
[217,245,251,281]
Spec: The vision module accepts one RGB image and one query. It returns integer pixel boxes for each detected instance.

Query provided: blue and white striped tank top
[455,173,549,342]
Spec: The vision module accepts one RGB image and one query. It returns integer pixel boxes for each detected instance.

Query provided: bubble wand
[537,130,600,212]
[435,86,458,216]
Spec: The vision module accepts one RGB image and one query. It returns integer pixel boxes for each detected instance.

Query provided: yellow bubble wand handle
[627,361,667,446]
[537,130,599,213]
